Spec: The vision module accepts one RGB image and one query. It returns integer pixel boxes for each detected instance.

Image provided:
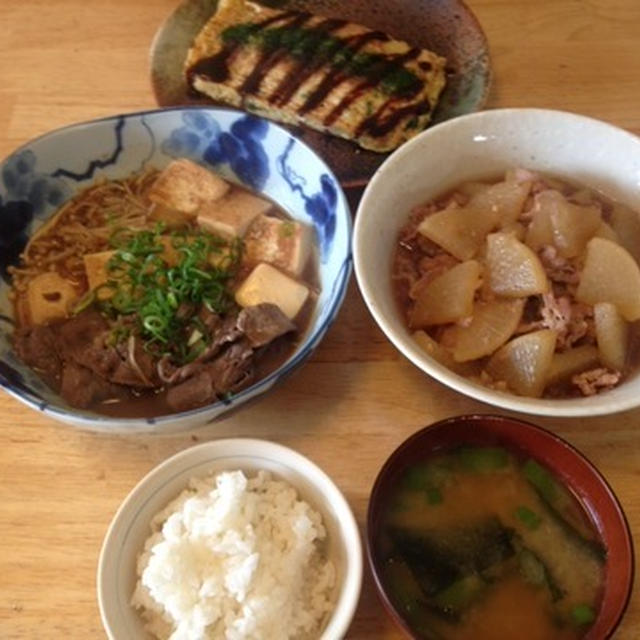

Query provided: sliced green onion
[571,604,596,626]
[515,505,542,530]
[98,226,242,363]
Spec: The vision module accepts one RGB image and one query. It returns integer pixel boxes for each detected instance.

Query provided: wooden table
[1,1,639,638]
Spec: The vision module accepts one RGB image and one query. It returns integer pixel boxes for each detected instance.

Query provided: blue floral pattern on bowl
[162,111,337,259]
[163,112,270,192]
[0,107,352,433]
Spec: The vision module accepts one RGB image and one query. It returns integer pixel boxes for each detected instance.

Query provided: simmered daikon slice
[417,206,499,261]
[412,330,479,376]
[486,329,557,397]
[410,260,481,327]
[500,221,526,241]
[525,190,600,257]
[413,330,456,367]
[609,202,640,265]
[545,345,600,388]
[569,188,597,206]
[486,232,549,297]
[576,237,640,321]
[457,180,489,198]
[524,194,554,251]
[594,302,628,370]
[450,298,525,362]
[548,195,601,258]
[469,178,531,226]
[593,221,620,243]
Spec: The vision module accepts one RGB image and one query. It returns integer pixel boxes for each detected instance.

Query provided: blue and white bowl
[0,107,352,432]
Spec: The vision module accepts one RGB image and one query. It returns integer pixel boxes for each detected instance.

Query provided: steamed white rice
[131,470,336,640]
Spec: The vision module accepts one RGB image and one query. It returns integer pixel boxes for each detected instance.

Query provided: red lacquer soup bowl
[366,414,634,640]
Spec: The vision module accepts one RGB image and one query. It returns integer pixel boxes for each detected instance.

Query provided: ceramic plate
[151,0,492,187]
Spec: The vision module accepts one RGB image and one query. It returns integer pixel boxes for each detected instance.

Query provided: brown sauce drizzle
[322,48,421,127]
[269,17,347,108]
[239,13,311,95]
[186,12,295,86]
[186,10,430,140]
[355,97,432,138]
[296,30,388,116]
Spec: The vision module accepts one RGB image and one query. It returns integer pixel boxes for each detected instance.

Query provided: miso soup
[376,446,605,640]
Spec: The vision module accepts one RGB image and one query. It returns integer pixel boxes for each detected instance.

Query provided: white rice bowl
[132,470,336,640]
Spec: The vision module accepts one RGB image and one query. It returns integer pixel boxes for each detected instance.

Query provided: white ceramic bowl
[97,438,363,640]
[0,108,352,432]
[354,108,640,417]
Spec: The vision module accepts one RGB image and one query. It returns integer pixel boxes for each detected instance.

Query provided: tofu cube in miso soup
[235,263,309,320]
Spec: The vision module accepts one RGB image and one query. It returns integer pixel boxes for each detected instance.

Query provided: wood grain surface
[1,1,639,638]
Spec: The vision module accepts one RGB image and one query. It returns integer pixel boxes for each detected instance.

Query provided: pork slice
[236,303,295,348]
[538,245,579,285]
[572,368,622,396]
[537,292,594,351]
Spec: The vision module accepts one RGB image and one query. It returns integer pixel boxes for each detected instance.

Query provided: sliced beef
[236,304,295,347]
[160,305,291,388]
[16,301,294,413]
[207,340,255,392]
[13,324,62,388]
[53,311,158,388]
[165,369,213,412]
[111,338,158,387]
[212,313,244,348]
[55,310,109,362]
[59,361,126,409]
[166,341,254,412]
[156,315,241,385]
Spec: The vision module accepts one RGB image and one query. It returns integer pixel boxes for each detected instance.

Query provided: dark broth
[376,446,605,640]
[10,167,319,418]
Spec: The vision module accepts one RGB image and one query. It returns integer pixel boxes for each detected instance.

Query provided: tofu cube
[197,190,273,238]
[83,251,116,299]
[27,271,78,325]
[149,202,191,228]
[235,263,309,319]
[149,159,230,215]
[243,214,312,276]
